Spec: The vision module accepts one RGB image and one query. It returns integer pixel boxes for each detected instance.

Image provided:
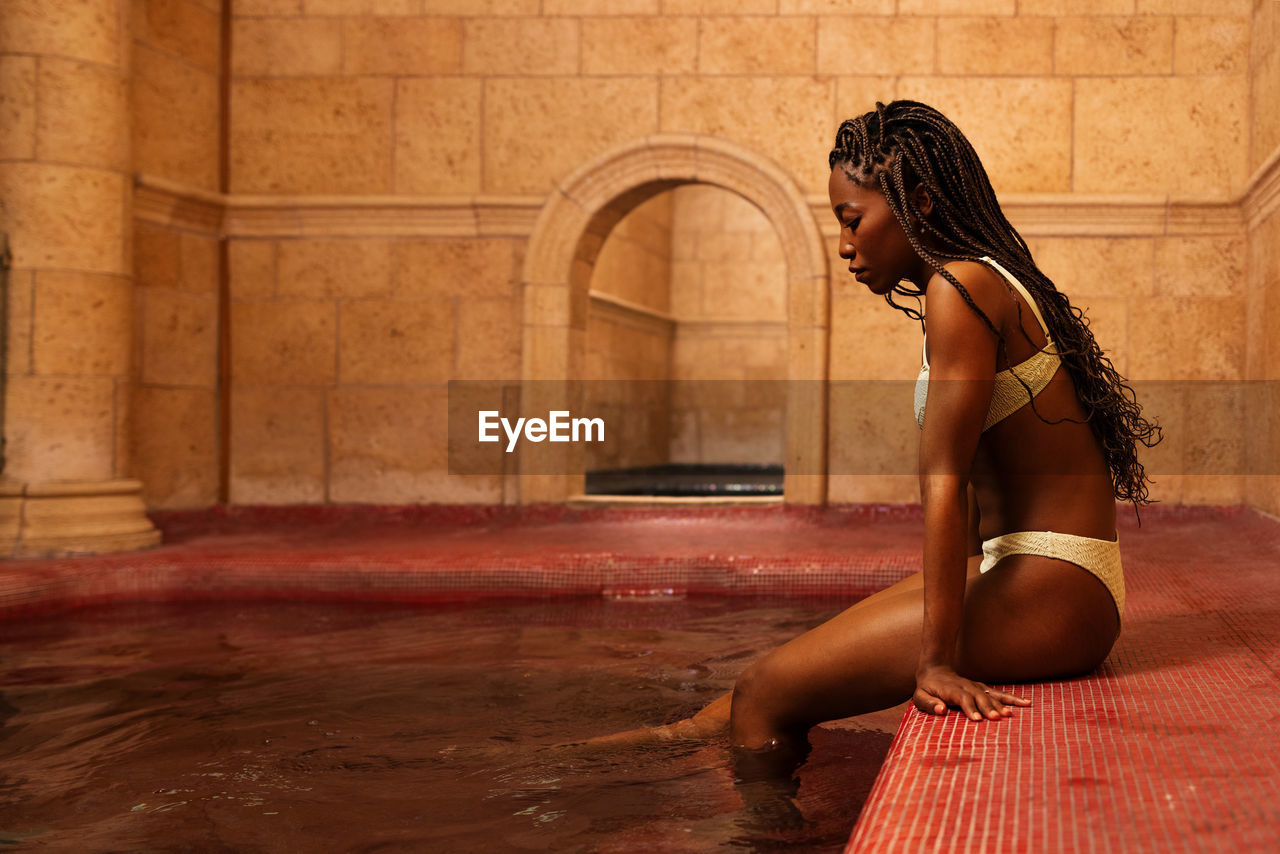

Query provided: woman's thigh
[735,554,1116,730]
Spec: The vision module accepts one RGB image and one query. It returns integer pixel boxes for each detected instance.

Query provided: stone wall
[130,0,223,509]
[4,0,1275,523]
[1246,0,1280,518]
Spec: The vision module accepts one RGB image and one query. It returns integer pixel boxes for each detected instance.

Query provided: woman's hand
[913,665,1031,721]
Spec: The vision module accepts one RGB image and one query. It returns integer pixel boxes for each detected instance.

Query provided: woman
[597,100,1161,764]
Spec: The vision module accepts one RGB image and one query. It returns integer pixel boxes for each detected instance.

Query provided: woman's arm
[913,263,1022,721]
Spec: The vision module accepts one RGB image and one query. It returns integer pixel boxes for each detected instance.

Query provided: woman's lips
[850,267,869,282]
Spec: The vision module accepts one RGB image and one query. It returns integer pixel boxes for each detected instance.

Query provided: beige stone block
[899,0,1013,12]
[1154,235,1246,297]
[180,232,219,295]
[397,239,521,299]
[37,57,128,171]
[229,240,276,301]
[1018,0,1132,12]
[661,76,836,194]
[673,183,727,231]
[699,16,816,75]
[1136,0,1251,14]
[5,376,117,482]
[1253,45,1280,174]
[0,56,36,160]
[827,474,918,504]
[328,385,451,504]
[1032,237,1157,299]
[781,0,894,12]
[133,45,219,190]
[277,239,393,299]
[1182,383,1248,483]
[344,17,462,76]
[1129,378,1184,480]
[423,0,538,11]
[485,78,658,194]
[0,163,127,274]
[547,0,657,12]
[830,292,920,380]
[338,300,454,384]
[131,386,217,509]
[937,17,1053,75]
[1254,0,1279,68]
[897,77,1072,194]
[818,17,935,75]
[395,78,482,195]
[142,290,217,387]
[231,300,336,384]
[304,0,418,12]
[582,17,697,75]
[1174,17,1248,74]
[136,0,220,73]
[1181,475,1243,504]
[0,0,122,66]
[835,77,898,126]
[464,18,579,77]
[722,190,770,230]
[1072,296,1129,376]
[233,18,341,77]
[660,0,775,12]
[695,231,733,263]
[1129,297,1245,380]
[828,380,917,476]
[7,270,33,376]
[231,78,393,194]
[702,263,786,320]
[1055,17,1173,75]
[33,273,132,377]
[229,387,325,504]
[134,221,180,290]
[457,298,522,381]
[669,261,700,317]
[1074,77,1247,196]
[236,0,302,13]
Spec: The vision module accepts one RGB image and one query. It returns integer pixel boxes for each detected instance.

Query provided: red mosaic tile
[1,502,1276,851]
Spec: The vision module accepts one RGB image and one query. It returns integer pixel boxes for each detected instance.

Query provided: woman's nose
[840,241,854,258]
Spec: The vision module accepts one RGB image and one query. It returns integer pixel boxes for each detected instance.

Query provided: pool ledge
[846,506,1280,852]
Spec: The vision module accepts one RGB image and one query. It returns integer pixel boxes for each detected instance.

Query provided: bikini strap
[981,256,1051,338]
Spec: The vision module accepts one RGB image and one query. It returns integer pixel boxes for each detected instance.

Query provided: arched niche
[519,135,829,504]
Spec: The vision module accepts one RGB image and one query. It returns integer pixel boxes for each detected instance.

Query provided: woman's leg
[728,552,1118,751]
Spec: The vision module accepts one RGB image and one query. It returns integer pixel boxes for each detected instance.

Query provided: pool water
[0,597,899,852]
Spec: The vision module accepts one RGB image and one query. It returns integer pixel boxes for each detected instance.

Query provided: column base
[1,479,162,558]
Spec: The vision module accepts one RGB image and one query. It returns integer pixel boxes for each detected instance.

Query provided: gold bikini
[914,256,1125,620]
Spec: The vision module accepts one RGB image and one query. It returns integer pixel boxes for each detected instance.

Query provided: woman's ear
[911,184,933,219]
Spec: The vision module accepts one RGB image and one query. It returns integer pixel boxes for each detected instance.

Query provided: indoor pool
[0,596,899,852]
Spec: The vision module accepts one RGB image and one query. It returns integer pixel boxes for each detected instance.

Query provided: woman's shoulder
[922,259,1010,328]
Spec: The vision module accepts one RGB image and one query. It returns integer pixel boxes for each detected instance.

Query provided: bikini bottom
[979,530,1125,621]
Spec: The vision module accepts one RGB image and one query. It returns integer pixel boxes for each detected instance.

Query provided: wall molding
[588,290,675,333]
[135,148,1278,240]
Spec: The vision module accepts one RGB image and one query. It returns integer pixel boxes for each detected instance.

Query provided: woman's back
[922,259,1117,542]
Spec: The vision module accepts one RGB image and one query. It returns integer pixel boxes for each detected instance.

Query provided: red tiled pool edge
[847,504,1280,853]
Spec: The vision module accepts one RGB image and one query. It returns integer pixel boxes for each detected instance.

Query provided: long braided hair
[829,100,1162,507]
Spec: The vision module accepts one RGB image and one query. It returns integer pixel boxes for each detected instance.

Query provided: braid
[829,100,1163,508]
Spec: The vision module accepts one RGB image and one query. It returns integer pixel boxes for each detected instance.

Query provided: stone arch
[519,135,830,504]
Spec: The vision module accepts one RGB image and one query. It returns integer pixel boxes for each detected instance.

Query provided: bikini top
[914,256,1061,432]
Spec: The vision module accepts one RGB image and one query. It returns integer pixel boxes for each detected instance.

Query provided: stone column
[0,0,159,555]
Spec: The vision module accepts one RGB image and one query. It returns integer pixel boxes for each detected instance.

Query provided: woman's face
[827,166,928,295]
